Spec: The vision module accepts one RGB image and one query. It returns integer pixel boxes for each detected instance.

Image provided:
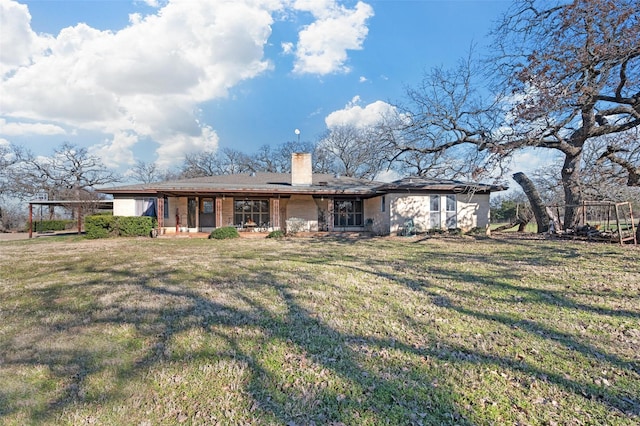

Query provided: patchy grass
[490,222,539,233]
[0,235,638,425]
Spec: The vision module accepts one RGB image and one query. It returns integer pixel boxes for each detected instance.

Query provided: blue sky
[1,0,513,177]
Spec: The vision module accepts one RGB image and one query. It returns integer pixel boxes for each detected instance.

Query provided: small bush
[285,217,307,235]
[85,215,156,239]
[85,215,117,239]
[209,227,240,240]
[117,216,156,237]
[266,230,285,239]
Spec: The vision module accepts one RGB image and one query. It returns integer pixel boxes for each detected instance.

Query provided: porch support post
[77,205,82,234]
[327,198,334,232]
[157,196,164,230]
[215,197,223,227]
[195,196,199,231]
[28,203,33,239]
[271,198,280,229]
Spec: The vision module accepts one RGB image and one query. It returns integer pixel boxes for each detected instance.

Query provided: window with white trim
[445,194,457,229]
[428,195,440,229]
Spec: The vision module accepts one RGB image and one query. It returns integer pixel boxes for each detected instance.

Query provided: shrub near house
[85,215,155,239]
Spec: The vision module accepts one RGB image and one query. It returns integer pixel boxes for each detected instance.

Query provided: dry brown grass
[0,234,638,425]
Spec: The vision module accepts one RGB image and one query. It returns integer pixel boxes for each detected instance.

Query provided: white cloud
[0,0,280,167]
[88,131,139,169]
[375,169,401,183]
[154,125,219,169]
[281,41,294,54]
[0,119,66,136]
[0,0,51,75]
[0,0,375,168]
[509,148,561,175]
[292,0,373,75]
[325,98,397,129]
[359,76,367,83]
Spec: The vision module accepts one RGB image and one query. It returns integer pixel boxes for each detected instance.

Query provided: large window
[334,198,363,227]
[234,199,269,226]
[445,195,457,229]
[135,198,156,217]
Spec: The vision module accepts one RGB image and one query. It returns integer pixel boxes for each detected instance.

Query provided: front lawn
[0,235,638,425]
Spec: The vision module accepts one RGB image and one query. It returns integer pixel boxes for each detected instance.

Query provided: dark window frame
[234,199,270,227]
[333,198,364,227]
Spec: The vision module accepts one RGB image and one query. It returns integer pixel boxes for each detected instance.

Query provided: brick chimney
[291,153,312,186]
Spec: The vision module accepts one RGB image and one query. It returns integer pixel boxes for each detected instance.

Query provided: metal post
[77,205,82,235]
[630,202,637,245]
[28,203,33,239]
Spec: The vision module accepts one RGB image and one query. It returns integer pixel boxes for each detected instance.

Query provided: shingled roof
[100,173,506,197]
[377,177,507,193]
[101,172,382,197]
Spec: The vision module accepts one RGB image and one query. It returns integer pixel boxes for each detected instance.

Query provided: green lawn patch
[0,236,638,424]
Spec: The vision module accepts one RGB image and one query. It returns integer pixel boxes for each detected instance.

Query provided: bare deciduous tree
[391,0,640,228]
[5,143,119,202]
[252,141,319,173]
[180,148,254,177]
[130,160,167,184]
[0,143,17,198]
[597,135,640,188]
[318,124,392,179]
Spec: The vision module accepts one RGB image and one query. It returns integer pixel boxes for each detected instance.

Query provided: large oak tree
[392,0,639,228]
[5,142,119,202]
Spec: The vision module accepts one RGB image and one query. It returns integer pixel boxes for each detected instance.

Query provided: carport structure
[27,199,113,239]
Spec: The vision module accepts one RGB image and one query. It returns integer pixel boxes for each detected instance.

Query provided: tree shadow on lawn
[2,238,638,424]
[1,263,472,425]
[336,249,640,417]
[426,295,640,415]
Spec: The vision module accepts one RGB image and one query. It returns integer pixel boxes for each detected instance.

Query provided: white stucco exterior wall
[458,192,491,230]
[389,194,435,234]
[388,192,490,234]
[364,196,390,235]
[113,198,136,216]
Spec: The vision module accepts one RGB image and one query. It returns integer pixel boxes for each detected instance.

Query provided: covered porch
[149,193,374,235]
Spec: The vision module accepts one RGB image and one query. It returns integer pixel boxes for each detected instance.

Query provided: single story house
[99,153,506,235]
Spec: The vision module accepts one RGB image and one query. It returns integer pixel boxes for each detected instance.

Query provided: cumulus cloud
[325,97,397,129]
[281,41,294,54]
[0,0,51,75]
[0,0,374,168]
[88,131,139,169]
[292,0,373,75]
[0,0,281,167]
[0,119,66,136]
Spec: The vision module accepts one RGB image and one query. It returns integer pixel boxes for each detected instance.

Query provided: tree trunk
[561,151,583,229]
[512,172,549,233]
